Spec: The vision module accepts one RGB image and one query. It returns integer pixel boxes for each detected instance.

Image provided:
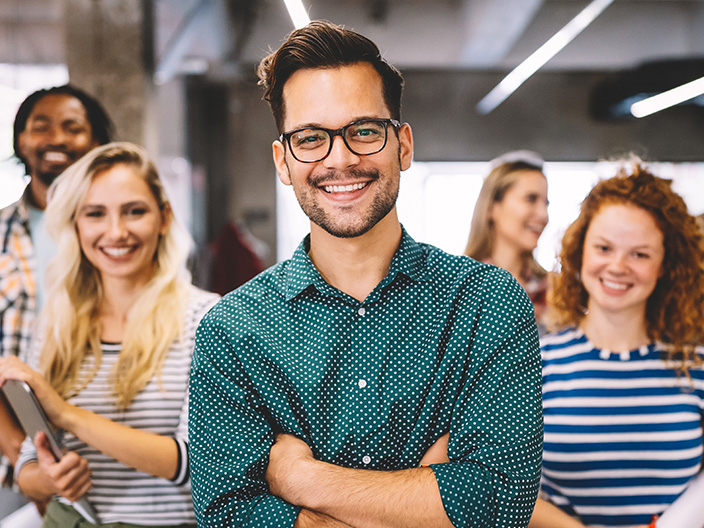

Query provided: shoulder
[414,244,535,331]
[540,327,583,348]
[185,285,220,324]
[417,242,506,288]
[0,200,27,246]
[198,262,287,328]
[429,245,531,310]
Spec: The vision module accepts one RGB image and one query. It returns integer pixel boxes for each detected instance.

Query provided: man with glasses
[189,21,542,528]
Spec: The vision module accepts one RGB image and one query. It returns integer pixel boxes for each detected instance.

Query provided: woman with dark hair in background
[530,160,704,527]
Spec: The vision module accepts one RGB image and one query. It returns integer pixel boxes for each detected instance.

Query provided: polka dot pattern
[189,228,543,527]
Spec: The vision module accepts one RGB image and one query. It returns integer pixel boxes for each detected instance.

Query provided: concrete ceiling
[2,0,704,78]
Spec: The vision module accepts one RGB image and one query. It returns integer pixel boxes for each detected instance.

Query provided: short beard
[36,170,61,187]
[294,167,399,239]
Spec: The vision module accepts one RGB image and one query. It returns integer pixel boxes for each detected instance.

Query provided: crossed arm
[266,433,454,528]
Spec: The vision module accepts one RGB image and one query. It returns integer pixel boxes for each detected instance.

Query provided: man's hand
[419,433,450,466]
[266,434,316,505]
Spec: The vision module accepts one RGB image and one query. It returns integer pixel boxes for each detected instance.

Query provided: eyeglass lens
[289,120,389,162]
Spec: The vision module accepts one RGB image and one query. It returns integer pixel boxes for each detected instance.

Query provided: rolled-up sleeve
[432,271,543,528]
[188,308,300,527]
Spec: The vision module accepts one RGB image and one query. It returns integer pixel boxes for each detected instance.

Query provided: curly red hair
[549,160,704,372]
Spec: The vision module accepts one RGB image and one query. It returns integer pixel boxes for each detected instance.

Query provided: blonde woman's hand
[0,356,69,427]
[34,431,92,502]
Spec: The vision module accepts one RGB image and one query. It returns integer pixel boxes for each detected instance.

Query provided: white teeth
[602,280,627,290]
[323,182,367,193]
[43,151,68,162]
[103,247,132,257]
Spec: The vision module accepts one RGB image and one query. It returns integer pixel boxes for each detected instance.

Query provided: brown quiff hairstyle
[549,159,704,372]
[257,20,404,134]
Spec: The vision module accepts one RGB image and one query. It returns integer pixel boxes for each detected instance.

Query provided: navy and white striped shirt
[541,326,704,527]
[17,286,218,525]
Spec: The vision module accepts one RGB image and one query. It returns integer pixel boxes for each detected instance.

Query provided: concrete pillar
[63,0,155,150]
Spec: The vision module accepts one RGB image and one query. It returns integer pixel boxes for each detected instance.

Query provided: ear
[398,123,414,172]
[17,131,29,159]
[159,203,172,236]
[273,140,292,186]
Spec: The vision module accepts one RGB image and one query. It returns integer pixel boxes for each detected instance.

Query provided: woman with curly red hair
[530,160,704,528]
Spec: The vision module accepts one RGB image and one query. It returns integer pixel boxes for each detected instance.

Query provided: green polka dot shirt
[189,228,543,528]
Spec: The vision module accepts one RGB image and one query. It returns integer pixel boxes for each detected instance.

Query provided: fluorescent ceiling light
[630,76,704,118]
[476,0,614,115]
[284,0,310,29]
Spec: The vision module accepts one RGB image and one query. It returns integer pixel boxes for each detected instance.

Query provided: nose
[46,125,68,146]
[322,134,359,170]
[107,215,128,239]
[607,253,628,273]
[536,200,549,224]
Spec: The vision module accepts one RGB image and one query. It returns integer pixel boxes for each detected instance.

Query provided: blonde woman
[0,142,218,527]
[465,151,549,323]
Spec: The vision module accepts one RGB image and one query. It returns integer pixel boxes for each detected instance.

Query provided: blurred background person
[0,142,218,527]
[0,84,113,523]
[531,161,704,527]
[464,150,549,325]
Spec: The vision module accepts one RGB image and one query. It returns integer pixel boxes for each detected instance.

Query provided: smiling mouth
[42,151,70,163]
[322,181,369,193]
[602,279,628,290]
[101,246,136,257]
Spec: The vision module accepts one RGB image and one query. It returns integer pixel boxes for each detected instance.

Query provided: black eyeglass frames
[279,118,402,163]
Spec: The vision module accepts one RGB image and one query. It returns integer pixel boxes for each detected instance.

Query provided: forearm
[0,396,25,465]
[285,460,454,528]
[61,404,178,480]
[295,509,355,528]
[528,498,586,528]
[17,461,55,502]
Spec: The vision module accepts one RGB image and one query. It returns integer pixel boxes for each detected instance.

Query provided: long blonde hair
[464,154,546,278]
[41,142,192,409]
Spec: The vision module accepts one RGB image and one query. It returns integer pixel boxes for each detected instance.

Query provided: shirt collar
[284,226,431,301]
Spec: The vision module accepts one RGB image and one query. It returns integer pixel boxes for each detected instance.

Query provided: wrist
[289,457,323,509]
[54,401,79,432]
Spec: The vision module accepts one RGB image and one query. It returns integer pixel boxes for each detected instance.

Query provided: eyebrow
[79,200,150,211]
[288,116,386,131]
[28,114,88,126]
[592,236,657,249]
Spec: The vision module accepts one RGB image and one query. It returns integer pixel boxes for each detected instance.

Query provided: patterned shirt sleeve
[189,305,300,528]
[431,269,543,528]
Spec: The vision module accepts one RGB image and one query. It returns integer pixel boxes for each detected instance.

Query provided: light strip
[476,0,614,115]
[630,76,704,118]
[283,0,310,29]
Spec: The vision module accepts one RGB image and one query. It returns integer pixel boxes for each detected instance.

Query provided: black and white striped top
[17,286,219,525]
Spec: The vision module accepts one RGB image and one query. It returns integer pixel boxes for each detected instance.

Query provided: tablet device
[1,379,100,524]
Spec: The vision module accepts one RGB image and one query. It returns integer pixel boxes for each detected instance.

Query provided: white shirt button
[357,307,366,316]
[358,379,367,389]
[362,455,371,465]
